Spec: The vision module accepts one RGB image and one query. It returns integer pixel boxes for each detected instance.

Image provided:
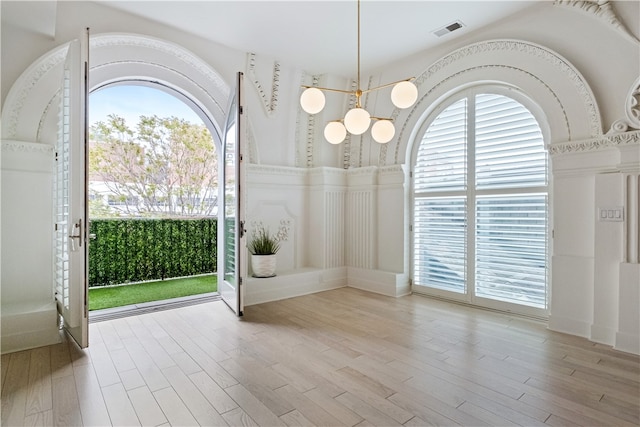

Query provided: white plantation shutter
[415,98,467,192]
[475,194,548,307]
[475,94,547,189]
[413,90,548,312]
[414,197,466,293]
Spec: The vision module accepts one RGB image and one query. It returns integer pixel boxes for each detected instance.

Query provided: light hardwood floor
[2,288,639,426]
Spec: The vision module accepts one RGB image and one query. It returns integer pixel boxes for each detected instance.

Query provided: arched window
[412,87,549,316]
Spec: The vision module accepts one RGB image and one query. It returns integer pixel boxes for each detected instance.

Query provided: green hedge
[89,218,217,287]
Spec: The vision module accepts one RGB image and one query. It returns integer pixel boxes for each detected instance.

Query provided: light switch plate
[598,206,624,222]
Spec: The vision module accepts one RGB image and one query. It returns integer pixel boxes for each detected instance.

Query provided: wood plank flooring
[2,288,639,426]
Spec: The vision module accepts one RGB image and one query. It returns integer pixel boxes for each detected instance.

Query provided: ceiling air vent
[433,21,465,37]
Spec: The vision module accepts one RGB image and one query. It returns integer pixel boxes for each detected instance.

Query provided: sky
[90,85,203,128]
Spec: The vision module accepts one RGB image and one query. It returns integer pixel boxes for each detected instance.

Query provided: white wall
[2,1,639,353]
[1,140,60,352]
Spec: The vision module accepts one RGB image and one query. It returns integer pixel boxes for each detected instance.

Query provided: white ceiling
[4,1,539,77]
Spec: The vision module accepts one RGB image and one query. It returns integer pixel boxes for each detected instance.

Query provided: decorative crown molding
[549,130,640,155]
[247,53,280,118]
[554,0,640,44]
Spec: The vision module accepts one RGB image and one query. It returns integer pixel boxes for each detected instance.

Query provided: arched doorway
[88,82,220,313]
[1,33,234,347]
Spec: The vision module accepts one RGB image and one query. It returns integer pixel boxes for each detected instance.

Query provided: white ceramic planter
[251,254,277,277]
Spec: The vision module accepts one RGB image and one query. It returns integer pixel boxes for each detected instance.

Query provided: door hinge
[409,224,413,232]
[55,151,59,161]
[239,106,244,114]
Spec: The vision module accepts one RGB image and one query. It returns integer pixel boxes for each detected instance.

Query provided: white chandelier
[300,0,418,144]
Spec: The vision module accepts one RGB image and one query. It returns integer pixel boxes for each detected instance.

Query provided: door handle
[69,218,82,251]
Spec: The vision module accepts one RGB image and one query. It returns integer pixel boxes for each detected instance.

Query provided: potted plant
[247,225,280,277]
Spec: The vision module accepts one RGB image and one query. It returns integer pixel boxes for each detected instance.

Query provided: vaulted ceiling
[2,1,538,76]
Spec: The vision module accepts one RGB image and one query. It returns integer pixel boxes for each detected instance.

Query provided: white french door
[412,88,549,317]
[54,29,90,347]
[218,72,246,316]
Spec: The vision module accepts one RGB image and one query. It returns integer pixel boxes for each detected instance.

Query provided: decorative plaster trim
[91,34,229,100]
[554,0,640,44]
[608,77,640,134]
[3,33,229,140]
[344,79,358,170]
[299,74,321,168]
[247,53,280,118]
[421,40,599,136]
[347,166,378,176]
[378,164,405,176]
[245,117,258,165]
[549,130,640,155]
[3,46,67,139]
[627,78,640,129]
[37,93,58,143]
[390,39,600,165]
[246,164,308,177]
[308,167,348,177]
[392,64,568,165]
[249,219,291,242]
[2,140,54,154]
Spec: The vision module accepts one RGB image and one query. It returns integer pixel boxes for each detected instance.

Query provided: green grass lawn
[89,274,217,311]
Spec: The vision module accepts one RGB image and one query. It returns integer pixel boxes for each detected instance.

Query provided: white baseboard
[548,314,591,339]
[590,324,616,346]
[347,267,409,297]
[1,300,61,354]
[615,331,640,355]
[244,267,347,306]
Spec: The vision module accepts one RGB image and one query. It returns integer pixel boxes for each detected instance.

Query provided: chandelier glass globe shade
[371,120,395,144]
[324,121,347,144]
[344,107,371,135]
[391,81,418,109]
[300,87,326,114]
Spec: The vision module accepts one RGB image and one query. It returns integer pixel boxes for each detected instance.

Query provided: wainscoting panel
[324,190,345,268]
[346,190,373,269]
